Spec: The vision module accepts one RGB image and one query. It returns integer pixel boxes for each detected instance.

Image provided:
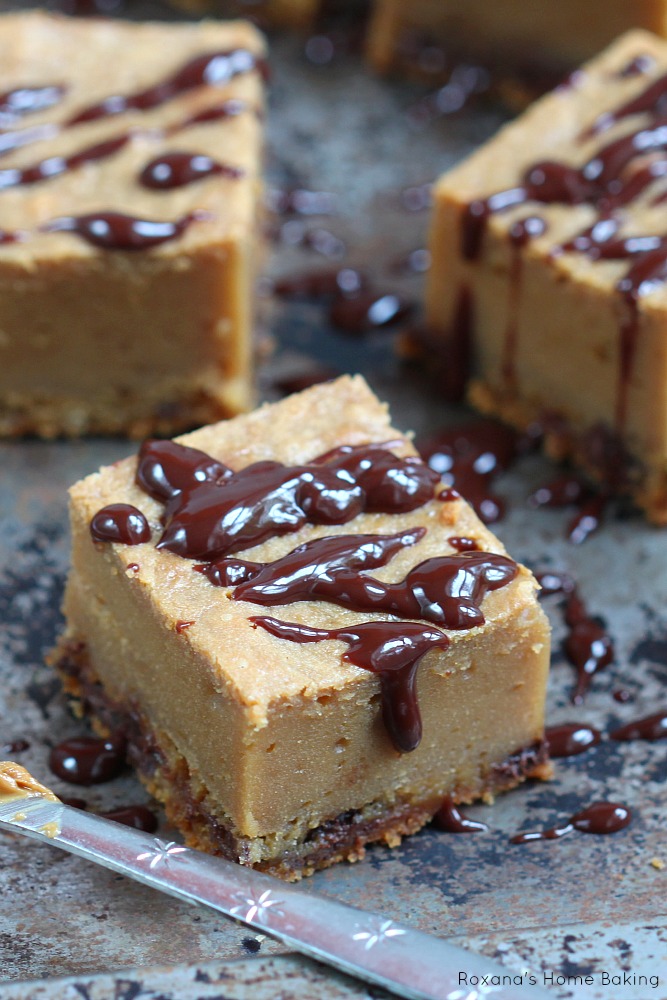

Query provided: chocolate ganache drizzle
[90,438,519,753]
[460,59,667,437]
[0,52,260,250]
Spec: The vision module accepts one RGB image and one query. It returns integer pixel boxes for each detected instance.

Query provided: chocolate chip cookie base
[52,637,551,881]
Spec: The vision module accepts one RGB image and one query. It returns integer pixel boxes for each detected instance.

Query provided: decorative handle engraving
[0,796,552,1000]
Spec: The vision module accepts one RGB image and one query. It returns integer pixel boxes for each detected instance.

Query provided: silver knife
[0,780,553,1000]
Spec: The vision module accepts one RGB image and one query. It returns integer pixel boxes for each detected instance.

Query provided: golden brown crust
[52,635,550,881]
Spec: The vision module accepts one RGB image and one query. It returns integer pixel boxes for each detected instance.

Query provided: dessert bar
[426,29,667,523]
[368,0,667,86]
[52,375,550,878]
[0,12,265,437]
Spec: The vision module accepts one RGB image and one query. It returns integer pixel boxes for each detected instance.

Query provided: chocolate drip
[0,98,248,167]
[174,98,247,130]
[139,152,243,190]
[175,620,195,634]
[530,474,588,509]
[250,616,450,752]
[417,419,519,524]
[545,722,602,757]
[328,291,414,334]
[90,504,151,545]
[99,805,158,832]
[205,535,515,629]
[567,493,607,546]
[274,266,365,300]
[610,711,667,741]
[511,800,631,843]
[563,589,614,704]
[0,84,65,123]
[502,216,547,384]
[198,528,425,588]
[585,68,667,138]
[137,439,232,502]
[0,134,130,190]
[140,442,438,561]
[617,54,654,79]
[448,536,479,552]
[536,571,613,701]
[68,49,264,127]
[0,739,30,754]
[434,798,488,833]
[49,735,126,785]
[43,211,205,251]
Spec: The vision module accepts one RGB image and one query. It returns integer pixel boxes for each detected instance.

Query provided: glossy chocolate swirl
[203,535,516,629]
[135,441,439,560]
[250,616,450,752]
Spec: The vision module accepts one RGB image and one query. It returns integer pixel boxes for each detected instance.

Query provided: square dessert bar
[52,375,550,879]
[0,12,265,437]
[368,0,667,82]
[168,0,321,29]
[426,29,667,524]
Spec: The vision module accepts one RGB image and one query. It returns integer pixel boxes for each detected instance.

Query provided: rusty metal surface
[0,12,666,1000]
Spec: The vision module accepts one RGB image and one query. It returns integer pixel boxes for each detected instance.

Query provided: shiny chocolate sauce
[616,54,655,79]
[43,211,206,251]
[529,474,608,545]
[613,688,634,703]
[135,440,439,560]
[199,528,424,588]
[201,532,516,629]
[49,735,126,786]
[267,187,337,216]
[434,798,489,833]
[273,266,366,299]
[171,98,248,131]
[136,439,232,502]
[536,571,613,703]
[563,590,614,704]
[529,475,589,509]
[0,84,65,124]
[447,536,479,552]
[139,152,243,190]
[0,98,248,167]
[175,620,195,634]
[544,722,602,758]
[0,134,130,190]
[511,800,631,843]
[0,739,30,754]
[610,711,667,741]
[99,805,158,832]
[68,49,265,127]
[250,616,449,752]
[90,504,151,545]
[328,291,414,335]
[417,419,521,524]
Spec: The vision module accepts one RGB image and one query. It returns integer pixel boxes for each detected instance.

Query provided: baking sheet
[0,11,666,999]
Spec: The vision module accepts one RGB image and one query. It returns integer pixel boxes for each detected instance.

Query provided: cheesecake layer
[52,376,550,877]
[426,30,667,523]
[0,13,265,437]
